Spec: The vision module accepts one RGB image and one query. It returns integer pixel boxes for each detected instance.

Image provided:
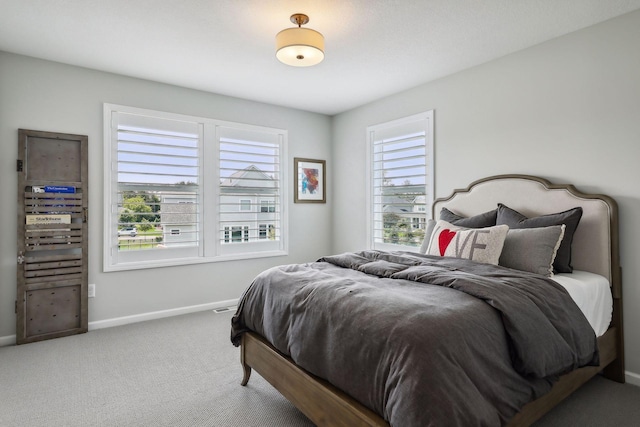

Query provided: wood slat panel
[24,253,83,263]
[26,223,82,230]
[26,236,83,244]
[25,259,83,270]
[25,202,83,208]
[25,272,82,285]
[24,201,83,208]
[25,243,83,251]
[23,279,83,291]
[25,206,83,213]
[26,229,82,237]
[25,266,83,278]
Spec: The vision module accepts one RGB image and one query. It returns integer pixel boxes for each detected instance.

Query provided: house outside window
[103,104,288,271]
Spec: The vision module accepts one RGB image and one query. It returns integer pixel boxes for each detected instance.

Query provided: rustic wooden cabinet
[16,129,88,344]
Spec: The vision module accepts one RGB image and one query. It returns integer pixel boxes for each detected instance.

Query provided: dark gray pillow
[439,207,497,228]
[499,225,565,277]
[496,203,583,273]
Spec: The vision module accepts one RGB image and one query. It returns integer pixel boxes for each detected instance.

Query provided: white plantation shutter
[367,111,434,251]
[108,111,202,266]
[104,104,288,271]
[217,125,285,255]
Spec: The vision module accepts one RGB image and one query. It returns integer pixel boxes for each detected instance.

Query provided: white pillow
[426,220,509,265]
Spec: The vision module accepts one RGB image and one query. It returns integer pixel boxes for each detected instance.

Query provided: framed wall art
[294,158,326,203]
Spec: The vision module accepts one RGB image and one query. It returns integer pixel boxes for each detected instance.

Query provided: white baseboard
[0,335,15,347]
[88,299,239,331]
[626,370,640,387]
[0,299,238,347]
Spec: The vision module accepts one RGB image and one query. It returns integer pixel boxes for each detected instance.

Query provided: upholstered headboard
[432,175,620,297]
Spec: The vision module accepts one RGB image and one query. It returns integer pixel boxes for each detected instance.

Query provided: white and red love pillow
[426,220,509,265]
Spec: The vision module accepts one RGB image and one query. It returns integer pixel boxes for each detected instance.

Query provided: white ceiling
[2,0,640,115]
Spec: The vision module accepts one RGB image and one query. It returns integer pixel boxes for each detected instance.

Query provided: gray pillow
[440,207,497,228]
[419,219,437,254]
[499,225,566,277]
[496,203,583,273]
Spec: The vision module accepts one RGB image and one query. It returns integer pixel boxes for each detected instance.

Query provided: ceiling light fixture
[276,13,324,67]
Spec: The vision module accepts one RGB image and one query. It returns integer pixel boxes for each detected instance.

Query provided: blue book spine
[44,186,76,193]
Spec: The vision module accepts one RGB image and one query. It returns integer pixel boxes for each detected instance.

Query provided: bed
[231,174,624,426]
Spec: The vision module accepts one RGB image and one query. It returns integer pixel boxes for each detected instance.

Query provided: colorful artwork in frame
[294,158,326,203]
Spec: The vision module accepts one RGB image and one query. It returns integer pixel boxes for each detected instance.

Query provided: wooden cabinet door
[16,129,88,344]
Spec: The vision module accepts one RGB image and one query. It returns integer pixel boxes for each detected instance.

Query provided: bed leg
[241,363,252,386]
[240,333,252,386]
[603,357,625,383]
[603,299,625,383]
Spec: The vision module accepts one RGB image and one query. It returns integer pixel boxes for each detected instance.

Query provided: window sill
[103,250,289,272]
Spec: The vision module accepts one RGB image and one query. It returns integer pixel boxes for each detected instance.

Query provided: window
[260,200,276,213]
[259,223,275,240]
[224,226,249,243]
[104,104,288,271]
[218,125,283,251]
[367,111,434,251]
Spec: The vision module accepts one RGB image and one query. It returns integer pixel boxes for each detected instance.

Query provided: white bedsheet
[552,270,612,337]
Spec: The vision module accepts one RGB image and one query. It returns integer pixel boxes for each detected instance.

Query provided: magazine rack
[16,129,88,344]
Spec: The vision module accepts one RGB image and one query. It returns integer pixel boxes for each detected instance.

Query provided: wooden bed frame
[239,175,625,426]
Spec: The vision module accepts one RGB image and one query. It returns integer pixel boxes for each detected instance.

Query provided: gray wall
[0,52,332,335]
[332,10,640,379]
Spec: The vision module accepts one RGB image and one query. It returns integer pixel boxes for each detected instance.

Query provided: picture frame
[294,158,326,203]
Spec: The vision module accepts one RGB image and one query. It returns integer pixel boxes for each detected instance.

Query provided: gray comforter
[231,250,599,426]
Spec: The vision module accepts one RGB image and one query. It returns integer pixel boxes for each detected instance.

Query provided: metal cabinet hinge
[17,159,23,172]
[17,251,24,265]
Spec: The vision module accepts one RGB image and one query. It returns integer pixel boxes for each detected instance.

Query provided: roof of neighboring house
[219,165,279,196]
[382,195,413,214]
[380,183,425,214]
[221,165,276,190]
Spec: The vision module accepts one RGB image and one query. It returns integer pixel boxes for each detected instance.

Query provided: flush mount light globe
[276,14,325,67]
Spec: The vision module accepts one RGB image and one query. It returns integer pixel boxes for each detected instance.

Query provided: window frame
[365,111,434,252]
[103,103,288,272]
